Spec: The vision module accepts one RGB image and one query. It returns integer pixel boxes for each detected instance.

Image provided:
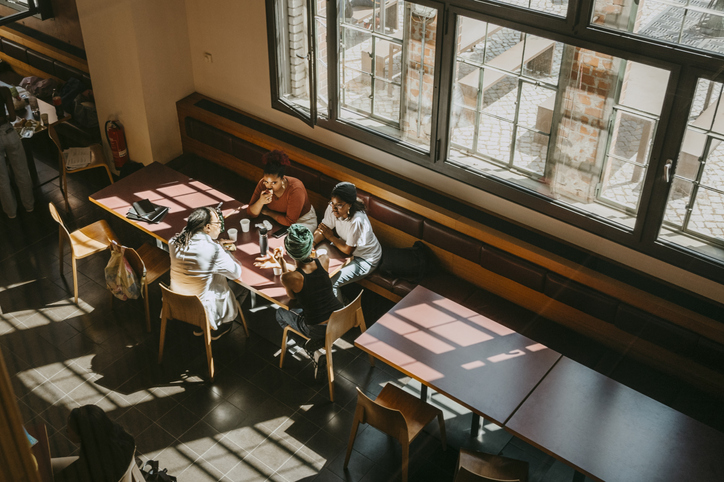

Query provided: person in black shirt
[268,224,343,365]
[52,405,135,482]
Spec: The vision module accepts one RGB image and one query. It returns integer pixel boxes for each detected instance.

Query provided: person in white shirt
[314,182,382,302]
[169,207,247,339]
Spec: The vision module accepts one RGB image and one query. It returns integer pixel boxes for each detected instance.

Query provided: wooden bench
[458,37,556,106]
[176,92,724,402]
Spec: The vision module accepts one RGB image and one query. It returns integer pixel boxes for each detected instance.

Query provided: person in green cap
[272,224,343,367]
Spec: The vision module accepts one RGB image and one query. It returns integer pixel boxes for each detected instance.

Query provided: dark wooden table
[90,162,345,308]
[355,285,561,426]
[505,357,724,482]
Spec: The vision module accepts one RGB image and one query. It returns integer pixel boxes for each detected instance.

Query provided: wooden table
[355,285,561,426]
[506,357,724,482]
[89,162,345,308]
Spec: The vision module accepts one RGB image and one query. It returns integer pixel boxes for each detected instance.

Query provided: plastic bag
[105,241,141,300]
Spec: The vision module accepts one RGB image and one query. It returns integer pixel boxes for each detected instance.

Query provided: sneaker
[313,351,326,379]
[7,212,16,219]
[211,323,232,341]
[193,324,232,340]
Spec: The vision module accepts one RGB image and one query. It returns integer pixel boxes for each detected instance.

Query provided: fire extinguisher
[105,120,129,169]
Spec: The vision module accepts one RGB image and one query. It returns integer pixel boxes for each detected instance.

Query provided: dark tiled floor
[2,150,720,481]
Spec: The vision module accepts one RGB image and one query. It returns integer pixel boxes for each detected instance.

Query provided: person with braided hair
[52,405,135,482]
[247,149,317,231]
[267,224,342,352]
[169,207,247,339]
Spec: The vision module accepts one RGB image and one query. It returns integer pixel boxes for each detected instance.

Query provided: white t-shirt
[321,205,382,265]
[169,232,242,329]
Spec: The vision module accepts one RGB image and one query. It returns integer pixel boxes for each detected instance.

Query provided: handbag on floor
[140,460,177,482]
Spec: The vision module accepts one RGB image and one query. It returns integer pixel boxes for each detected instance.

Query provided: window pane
[276,0,311,110]
[473,0,568,17]
[593,0,724,56]
[449,15,671,231]
[659,79,724,255]
[339,2,437,152]
[316,2,329,117]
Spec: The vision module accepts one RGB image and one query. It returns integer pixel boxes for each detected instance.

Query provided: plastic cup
[273,266,282,276]
[240,219,250,233]
[316,248,327,257]
[228,228,238,242]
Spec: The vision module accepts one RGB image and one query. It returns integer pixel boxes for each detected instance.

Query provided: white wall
[183,0,722,303]
[76,0,194,166]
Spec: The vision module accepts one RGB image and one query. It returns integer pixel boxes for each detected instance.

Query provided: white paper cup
[273,266,282,276]
[228,228,238,242]
[240,219,250,233]
[316,248,327,256]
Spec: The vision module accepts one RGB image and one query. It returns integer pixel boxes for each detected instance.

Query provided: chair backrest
[455,467,520,482]
[159,283,209,329]
[325,290,365,347]
[48,119,68,166]
[118,242,146,281]
[354,387,408,442]
[48,202,73,247]
[119,449,145,482]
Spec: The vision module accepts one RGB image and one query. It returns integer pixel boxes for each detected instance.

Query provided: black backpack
[379,241,435,283]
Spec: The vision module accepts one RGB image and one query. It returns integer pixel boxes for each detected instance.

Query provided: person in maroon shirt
[247,150,317,231]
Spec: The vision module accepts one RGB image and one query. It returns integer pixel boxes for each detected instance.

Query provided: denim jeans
[0,122,34,217]
[330,256,377,303]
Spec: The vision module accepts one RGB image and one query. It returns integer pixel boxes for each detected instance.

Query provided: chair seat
[136,242,170,284]
[64,144,108,173]
[376,384,443,442]
[457,449,529,482]
[70,219,119,258]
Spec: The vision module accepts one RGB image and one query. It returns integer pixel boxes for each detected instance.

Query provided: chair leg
[71,256,78,304]
[344,406,364,468]
[326,342,335,402]
[400,440,409,482]
[279,326,291,368]
[61,170,69,207]
[143,283,151,333]
[239,306,249,337]
[58,231,64,276]
[204,326,215,381]
[437,411,447,450]
[158,312,167,364]
[104,165,114,184]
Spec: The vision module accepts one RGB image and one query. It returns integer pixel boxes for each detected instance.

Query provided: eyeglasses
[208,221,222,226]
[329,201,347,211]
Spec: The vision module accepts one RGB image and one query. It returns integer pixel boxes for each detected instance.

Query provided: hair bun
[263,149,291,167]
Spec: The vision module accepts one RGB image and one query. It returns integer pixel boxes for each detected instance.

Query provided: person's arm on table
[247,180,270,218]
[275,249,302,300]
[213,244,243,281]
[262,182,306,226]
[317,223,354,255]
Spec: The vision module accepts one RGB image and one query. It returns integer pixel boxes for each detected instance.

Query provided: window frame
[266,0,724,285]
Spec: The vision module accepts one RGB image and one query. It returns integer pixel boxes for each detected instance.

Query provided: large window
[267,0,724,282]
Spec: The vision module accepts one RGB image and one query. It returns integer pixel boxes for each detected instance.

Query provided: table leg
[420,384,428,401]
[471,414,480,434]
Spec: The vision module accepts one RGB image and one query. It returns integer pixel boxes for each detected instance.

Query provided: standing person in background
[314,182,382,303]
[52,405,135,482]
[247,150,317,232]
[0,86,34,219]
[170,206,248,340]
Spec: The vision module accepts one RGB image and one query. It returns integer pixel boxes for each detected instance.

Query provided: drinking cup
[228,228,238,242]
[273,266,282,276]
[41,113,49,126]
[240,218,251,233]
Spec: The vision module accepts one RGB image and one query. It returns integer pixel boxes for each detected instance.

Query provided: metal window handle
[664,159,673,183]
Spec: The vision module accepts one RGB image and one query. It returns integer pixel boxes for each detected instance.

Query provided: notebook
[127,199,169,224]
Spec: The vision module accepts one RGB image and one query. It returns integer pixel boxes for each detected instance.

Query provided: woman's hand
[260,189,273,205]
[317,223,335,241]
[254,250,280,269]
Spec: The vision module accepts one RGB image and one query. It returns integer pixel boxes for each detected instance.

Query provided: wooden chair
[279,291,373,401]
[119,449,145,482]
[109,241,170,332]
[344,383,447,482]
[158,283,249,381]
[453,448,529,482]
[49,202,119,304]
[49,116,114,206]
